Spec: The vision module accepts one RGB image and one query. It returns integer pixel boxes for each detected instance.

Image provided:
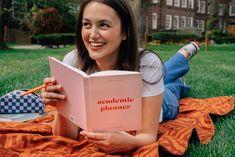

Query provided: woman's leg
[163,53,189,84]
[162,84,180,121]
[163,41,200,84]
[161,42,200,121]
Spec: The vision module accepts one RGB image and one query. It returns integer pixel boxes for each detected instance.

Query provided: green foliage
[9,0,78,33]
[33,33,75,48]
[207,1,221,38]
[30,7,62,35]
[151,32,199,44]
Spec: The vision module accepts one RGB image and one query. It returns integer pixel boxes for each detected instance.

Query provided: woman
[41,0,199,153]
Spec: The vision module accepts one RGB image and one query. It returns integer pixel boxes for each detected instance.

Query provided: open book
[48,57,142,132]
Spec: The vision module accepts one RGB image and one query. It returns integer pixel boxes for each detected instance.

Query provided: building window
[187,17,193,27]
[152,13,158,29]
[229,5,235,16]
[219,4,225,16]
[166,0,173,6]
[188,0,194,9]
[165,15,172,29]
[197,0,200,13]
[173,16,180,29]
[196,19,199,28]
[174,0,180,7]
[181,0,187,8]
[153,0,160,3]
[200,1,205,13]
[180,16,186,28]
[199,20,205,32]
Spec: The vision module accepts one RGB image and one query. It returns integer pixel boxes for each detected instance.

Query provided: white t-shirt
[63,49,164,122]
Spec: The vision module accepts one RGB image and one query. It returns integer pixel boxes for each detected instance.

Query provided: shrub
[33,33,75,48]
[213,36,235,44]
[150,32,199,44]
[31,7,62,35]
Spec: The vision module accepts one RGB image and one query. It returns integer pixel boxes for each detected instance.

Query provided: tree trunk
[0,0,10,49]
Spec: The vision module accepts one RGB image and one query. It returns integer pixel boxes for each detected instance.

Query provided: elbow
[135,133,157,147]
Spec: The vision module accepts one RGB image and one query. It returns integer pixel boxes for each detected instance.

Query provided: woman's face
[81,2,126,70]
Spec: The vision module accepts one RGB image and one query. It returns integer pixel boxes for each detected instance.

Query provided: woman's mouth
[90,42,105,51]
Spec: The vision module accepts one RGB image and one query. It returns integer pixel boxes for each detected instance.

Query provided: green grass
[0,46,75,95]
[0,44,235,156]
[150,43,235,157]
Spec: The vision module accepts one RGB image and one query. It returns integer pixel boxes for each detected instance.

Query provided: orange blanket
[0,96,234,157]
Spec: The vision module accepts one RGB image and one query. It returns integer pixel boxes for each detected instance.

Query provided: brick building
[129,0,235,36]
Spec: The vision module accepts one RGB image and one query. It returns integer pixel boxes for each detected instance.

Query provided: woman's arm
[53,112,80,139]
[41,77,80,139]
[135,94,163,146]
[80,93,163,153]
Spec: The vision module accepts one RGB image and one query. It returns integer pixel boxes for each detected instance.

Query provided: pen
[21,84,47,96]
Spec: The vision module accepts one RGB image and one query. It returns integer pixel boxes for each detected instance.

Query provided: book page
[49,57,88,78]
[48,57,88,129]
[90,70,139,77]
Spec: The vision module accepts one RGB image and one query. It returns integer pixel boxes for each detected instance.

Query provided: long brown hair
[75,0,138,73]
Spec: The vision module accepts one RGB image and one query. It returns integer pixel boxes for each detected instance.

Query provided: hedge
[33,33,75,48]
[150,32,199,44]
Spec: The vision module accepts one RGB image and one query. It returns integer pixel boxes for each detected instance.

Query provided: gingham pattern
[0,90,45,115]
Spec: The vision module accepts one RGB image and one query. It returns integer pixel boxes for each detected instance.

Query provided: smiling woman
[39,0,202,154]
[40,0,163,153]
[81,1,126,71]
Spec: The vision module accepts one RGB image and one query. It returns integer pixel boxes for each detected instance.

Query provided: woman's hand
[40,77,66,105]
[80,131,138,153]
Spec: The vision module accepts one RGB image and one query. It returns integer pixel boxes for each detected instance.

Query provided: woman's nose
[90,27,100,39]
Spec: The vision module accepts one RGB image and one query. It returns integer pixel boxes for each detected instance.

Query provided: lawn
[0,44,234,156]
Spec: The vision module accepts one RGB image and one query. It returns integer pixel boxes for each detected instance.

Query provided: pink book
[48,57,142,132]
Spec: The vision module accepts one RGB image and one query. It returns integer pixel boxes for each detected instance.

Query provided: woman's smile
[89,42,106,51]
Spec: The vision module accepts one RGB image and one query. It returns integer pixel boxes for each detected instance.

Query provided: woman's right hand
[41,77,66,105]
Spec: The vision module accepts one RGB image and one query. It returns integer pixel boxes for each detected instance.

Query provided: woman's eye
[82,22,91,29]
[100,23,110,29]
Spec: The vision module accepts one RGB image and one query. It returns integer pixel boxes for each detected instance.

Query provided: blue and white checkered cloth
[0,90,45,115]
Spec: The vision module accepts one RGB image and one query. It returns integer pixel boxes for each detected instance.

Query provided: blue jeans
[162,53,191,121]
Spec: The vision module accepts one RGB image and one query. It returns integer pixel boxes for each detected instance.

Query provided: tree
[30,7,62,35]
[207,0,219,39]
[10,0,78,33]
[0,0,12,49]
[26,0,77,33]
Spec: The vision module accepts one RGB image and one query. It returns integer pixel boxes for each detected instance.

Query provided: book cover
[48,57,142,132]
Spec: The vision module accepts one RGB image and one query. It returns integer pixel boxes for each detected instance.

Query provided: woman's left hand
[80,131,136,153]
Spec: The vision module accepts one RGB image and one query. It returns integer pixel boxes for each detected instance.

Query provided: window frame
[180,16,187,28]
[152,13,158,29]
[166,0,173,6]
[229,5,235,16]
[165,14,172,29]
[188,0,194,9]
[181,0,187,8]
[174,0,180,7]
[173,15,180,29]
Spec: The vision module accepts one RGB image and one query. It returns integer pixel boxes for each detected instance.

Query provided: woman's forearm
[130,133,157,148]
[120,132,157,151]
[53,112,80,139]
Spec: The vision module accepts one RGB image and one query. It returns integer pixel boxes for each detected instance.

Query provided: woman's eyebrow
[99,20,112,24]
[82,18,91,22]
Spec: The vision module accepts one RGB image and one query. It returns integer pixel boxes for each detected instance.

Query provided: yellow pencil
[21,84,47,96]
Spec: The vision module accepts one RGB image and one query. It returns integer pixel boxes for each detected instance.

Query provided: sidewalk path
[11,45,45,49]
